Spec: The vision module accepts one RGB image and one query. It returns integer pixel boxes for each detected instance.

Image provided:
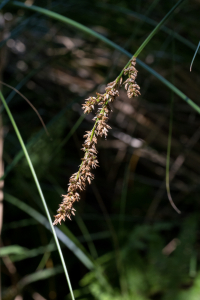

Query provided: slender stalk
[190,41,200,72]
[0,91,75,300]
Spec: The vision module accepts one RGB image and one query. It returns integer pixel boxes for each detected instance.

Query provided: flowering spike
[53,58,140,225]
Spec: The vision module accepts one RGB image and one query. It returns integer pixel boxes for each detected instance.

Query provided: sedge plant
[2,0,200,298]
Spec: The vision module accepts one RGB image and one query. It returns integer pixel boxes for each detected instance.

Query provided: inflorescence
[53,57,140,225]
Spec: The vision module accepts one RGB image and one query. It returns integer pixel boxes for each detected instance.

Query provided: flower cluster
[123,57,140,98]
[53,58,140,225]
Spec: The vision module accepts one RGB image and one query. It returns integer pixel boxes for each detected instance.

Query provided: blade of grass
[2,218,37,230]
[11,0,200,115]
[189,251,197,277]
[1,59,49,112]
[0,80,49,135]
[0,242,56,262]
[2,266,63,299]
[0,92,75,300]
[190,41,200,72]
[10,243,56,262]
[36,238,54,270]
[0,245,28,256]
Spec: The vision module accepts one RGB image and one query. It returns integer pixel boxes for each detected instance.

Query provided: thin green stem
[0,91,75,300]
[190,41,200,72]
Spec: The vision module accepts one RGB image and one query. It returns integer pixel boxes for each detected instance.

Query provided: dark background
[1,0,200,299]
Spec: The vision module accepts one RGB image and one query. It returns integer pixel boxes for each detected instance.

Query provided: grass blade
[0,91,75,300]
[190,41,200,72]
[3,266,63,299]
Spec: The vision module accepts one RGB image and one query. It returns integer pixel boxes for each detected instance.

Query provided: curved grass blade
[8,244,56,262]
[1,59,49,112]
[0,92,75,300]
[11,0,200,115]
[0,245,28,257]
[0,80,49,135]
[2,218,36,230]
[0,242,56,262]
[2,266,63,299]
[190,41,200,72]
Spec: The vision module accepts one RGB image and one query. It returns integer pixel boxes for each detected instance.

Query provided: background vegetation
[1,0,200,299]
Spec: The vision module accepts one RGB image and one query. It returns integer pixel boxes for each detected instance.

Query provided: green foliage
[79,217,198,300]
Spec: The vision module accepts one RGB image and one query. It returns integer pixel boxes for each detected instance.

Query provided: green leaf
[0,245,28,256]
[0,91,75,300]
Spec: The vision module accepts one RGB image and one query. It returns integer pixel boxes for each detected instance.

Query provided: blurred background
[1,0,200,299]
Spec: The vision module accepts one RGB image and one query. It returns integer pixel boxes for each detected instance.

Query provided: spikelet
[123,57,140,98]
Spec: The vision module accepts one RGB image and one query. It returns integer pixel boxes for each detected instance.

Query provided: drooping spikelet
[123,57,140,98]
[53,58,140,225]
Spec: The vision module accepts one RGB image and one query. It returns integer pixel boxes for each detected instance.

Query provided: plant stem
[0,91,75,300]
